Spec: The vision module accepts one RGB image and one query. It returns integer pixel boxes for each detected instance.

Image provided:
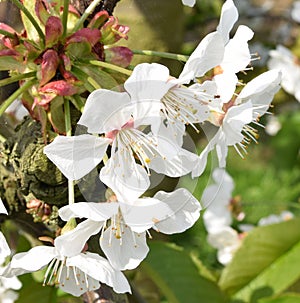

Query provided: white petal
[59,202,118,221]
[78,90,132,134]
[9,246,57,272]
[153,188,201,234]
[202,169,234,233]
[120,198,174,233]
[0,276,22,290]
[44,135,111,180]
[149,148,198,177]
[182,0,196,7]
[67,252,131,294]
[0,198,8,215]
[221,25,254,73]
[100,152,150,203]
[216,0,239,44]
[213,72,238,103]
[179,32,225,81]
[236,70,281,117]
[100,227,149,270]
[58,264,100,296]
[0,232,11,263]
[222,101,253,146]
[54,219,103,257]
[124,63,173,102]
[192,128,224,177]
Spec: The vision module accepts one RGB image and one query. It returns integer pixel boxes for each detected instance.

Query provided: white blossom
[56,188,201,270]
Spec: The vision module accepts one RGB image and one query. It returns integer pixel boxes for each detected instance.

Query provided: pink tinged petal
[54,219,103,257]
[179,32,225,82]
[236,70,281,117]
[120,198,174,233]
[35,0,51,25]
[0,232,10,262]
[56,264,100,297]
[39,80,79,96]
[59,202,118,221]
[153,188,201,234]
[0,198,8,215]
[67,28,101,46]
[221,25,254,73]
[40,49,59,86]
[182,0,196,7]
[100,227,149,270]
[78,90,132,134]
[0,23,17,35]
[104,46,133,68]
[9,246,57,272]
[44,134,111,180]
[45,16,63,47]
[67,252,131,294]
[0,49,19,57]
[61,54,72,71]
[124,63,173,102]
[100,152,150,203]
[88,11,109,29]
[216,0,239,44]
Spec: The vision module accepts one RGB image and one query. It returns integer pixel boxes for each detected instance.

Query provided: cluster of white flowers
[201,169,294,265]
[0,0,282,298]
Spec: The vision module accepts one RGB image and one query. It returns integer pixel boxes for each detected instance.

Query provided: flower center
[162,86,210,132]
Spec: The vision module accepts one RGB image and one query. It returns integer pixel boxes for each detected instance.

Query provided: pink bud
[88,11,109,29]
[101,16,129,44]
[67,28,101,47]
[40,49,59,86]
[105,46,133,67]
[40,80,78,96]
[35,0,50,25]
[45,16,63,47]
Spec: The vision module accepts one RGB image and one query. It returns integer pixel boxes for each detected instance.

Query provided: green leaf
[0,57,24,71]
[258,293,300,303]
[219,218,300,298]
[79,64,120,90]
[141,241,227,303]
[232,240,300,302]
[49,96,65,134]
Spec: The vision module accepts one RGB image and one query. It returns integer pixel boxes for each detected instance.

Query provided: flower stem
[10,0,45,45]
[62,0,70,38]
[132,49,189,62]
[0,30,15,39]
[0,79,36,118]
[88,60,132,76]
[64,98,75,205]
[73,0,103,32]
[0,72,36,88]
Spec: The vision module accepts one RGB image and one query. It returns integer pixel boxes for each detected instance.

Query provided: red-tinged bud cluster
[0,0,131,135]
[26,198,52,223]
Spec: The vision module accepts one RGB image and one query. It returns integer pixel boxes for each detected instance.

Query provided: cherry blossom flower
[207,226,242,265]
[44,89,197,201]
[2,239,130,297]
[192,69,281,177]
[201,168,234,233]
[55,188,201,270]
[179,0,255,105]
[268,45,300,102]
